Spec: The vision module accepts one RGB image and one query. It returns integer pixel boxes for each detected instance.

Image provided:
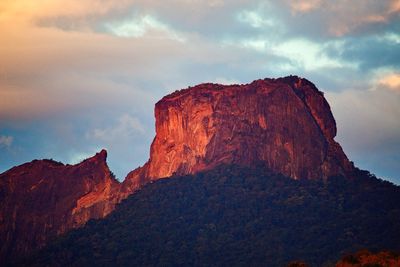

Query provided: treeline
[16,165,400,267]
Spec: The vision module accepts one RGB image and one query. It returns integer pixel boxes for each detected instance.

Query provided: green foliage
[18,165,400,267]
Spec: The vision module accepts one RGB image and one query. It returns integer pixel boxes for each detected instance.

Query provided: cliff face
[123,76,353,191]
[0,75,355,262]
[0,150,119,262]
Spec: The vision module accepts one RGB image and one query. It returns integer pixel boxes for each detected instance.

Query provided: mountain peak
[124,76,354,193]
[160,75,318,102]
[1,76,356,263]
[82,149,108,164]
[0,149,119,262]
[97,149,108,159]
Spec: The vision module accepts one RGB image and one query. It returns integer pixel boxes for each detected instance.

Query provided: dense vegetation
[18,165,400,267]
[336,249,400,266]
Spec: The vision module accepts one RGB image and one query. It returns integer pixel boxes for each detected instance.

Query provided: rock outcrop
[0,150,119,263]
[123,76,353,193]
[0,75,355,262]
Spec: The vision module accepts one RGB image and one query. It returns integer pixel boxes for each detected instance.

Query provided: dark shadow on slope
[16,165,400,267]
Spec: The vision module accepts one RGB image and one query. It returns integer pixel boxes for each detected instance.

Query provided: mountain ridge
[0,75,363,263]
[19,164,400,267]
[0,149,119,263]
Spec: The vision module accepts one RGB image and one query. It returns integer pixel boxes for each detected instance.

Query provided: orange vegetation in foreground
[336,250,400,267]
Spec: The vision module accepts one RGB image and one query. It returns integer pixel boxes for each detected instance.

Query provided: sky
[0,0,399,184]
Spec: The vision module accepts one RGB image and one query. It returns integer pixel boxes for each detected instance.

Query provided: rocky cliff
[122,76,353,193]
[0,75,355,262]
[0,150,119,263]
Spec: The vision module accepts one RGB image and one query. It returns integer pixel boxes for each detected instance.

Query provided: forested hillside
[19,165,400,267]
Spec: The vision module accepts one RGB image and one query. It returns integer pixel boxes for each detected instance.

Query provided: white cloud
[104,14,186,42]
[237,37,350,71]
[272,39,340,70]
[89,114,145,142]
[237,10,276,28]
[380,32,400,44]
[239,39,269,52]
[0,135,13,148]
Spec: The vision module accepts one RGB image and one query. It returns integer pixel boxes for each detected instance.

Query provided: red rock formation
[0,150,119,263]
[0,75,355,262]
[123,76,353,192]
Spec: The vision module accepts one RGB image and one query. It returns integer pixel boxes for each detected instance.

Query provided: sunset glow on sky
[0,0,399,183]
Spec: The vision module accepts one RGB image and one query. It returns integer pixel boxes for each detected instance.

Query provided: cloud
[237,9,277,28]
[287,0,322,14]
[0,0,399,183]
[270,38,346,70]
[378,73,400,92]
[389,0,400,14]
[104,14,186,42]
[324,33,400,72]
[280,0,400,37]
[105,15,163,38]
[0,135,13,148]
[326,83,400,182]
[89,114,145,142]
[83,114,151,179]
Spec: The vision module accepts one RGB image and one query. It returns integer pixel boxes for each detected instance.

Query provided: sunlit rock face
[0,76,355,262]
[0,150,119,263]
[123,76,353,193]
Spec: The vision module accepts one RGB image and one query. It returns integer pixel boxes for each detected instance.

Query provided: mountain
[0,150,119,263]
[0,75,391,264]
[121,76,354,195]
[19,165,400,267]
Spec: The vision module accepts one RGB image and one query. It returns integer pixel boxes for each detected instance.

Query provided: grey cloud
[271,0,400,39]
[1,0,399,183]
[88,114,145,142]
[0,135,13,148]
[32,0,400,43]
[325,34,400,71]
[327,87,400,183]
